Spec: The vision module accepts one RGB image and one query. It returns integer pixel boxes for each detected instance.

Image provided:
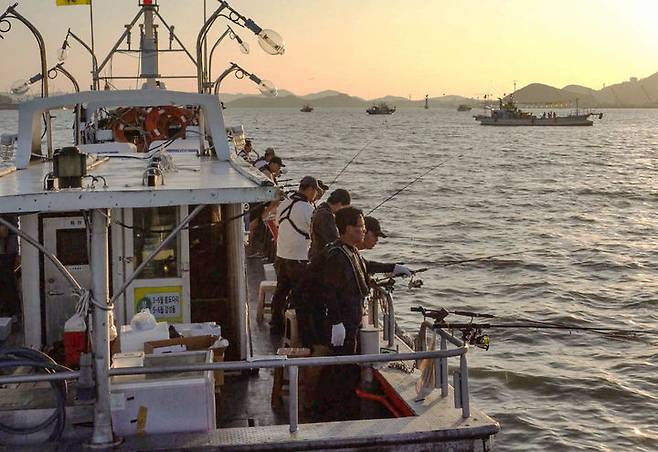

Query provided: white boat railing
[0,346,470,435]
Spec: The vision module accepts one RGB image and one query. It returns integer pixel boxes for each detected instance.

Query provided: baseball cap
[299,175,320,190]
[270,156,285,167]
[365,216,387,238]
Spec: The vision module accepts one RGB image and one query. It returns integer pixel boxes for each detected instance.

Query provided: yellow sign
[56,0,92,6]
[134,285,184,323]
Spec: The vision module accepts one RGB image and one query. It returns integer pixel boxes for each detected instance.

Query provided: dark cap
[270,156,285,167]
[317,179,329,191]
[264,147,275,156]
[365,216,387,238]
[299,175,320,190]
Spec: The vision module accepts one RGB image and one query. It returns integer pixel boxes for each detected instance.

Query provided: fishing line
[367,154,461,215]
[329,134,378,186]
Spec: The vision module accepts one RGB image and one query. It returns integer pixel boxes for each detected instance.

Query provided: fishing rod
[411,305,658,350]
[330,134,380,185]
[366,154,462,215]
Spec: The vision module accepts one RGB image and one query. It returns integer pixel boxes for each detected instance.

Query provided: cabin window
[56,229,89,266]
[133,207,179,278]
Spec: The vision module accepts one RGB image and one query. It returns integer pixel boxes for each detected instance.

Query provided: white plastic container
[360,326,381,355]
[263,263,276,281]
[119,322,169,352]
[0,317,11,341]
[110,351,215,436]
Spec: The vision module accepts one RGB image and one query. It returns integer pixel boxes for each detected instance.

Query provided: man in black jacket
[322,207,369,355]
[308,188,351,260]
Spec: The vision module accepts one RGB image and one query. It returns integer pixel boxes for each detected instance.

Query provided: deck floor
[217,257,290,428]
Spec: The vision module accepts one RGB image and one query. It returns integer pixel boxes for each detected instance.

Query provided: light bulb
[57,46,69,62]
[257,29,285,55]
[258,80,277,97]
[239,41,250,54]
[10,79,30,96]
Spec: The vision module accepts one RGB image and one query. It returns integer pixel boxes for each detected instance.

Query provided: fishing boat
[300,104,313,112]
[0,1,499,449]
[474,98,602,126]
[366,102,396,115]
[457,104,472,112]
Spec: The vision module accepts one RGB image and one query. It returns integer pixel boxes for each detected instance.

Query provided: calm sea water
[2,107,657,451]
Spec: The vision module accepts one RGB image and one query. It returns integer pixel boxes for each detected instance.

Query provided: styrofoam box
[0,317,11,341]
[119,322,169,353]
[172,322,220,338]
[110,351,215,436]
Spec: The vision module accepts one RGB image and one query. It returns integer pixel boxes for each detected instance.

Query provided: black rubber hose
[0,347,71,442]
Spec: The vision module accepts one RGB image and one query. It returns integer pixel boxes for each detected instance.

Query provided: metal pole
[289,365,299,433]
[196,5,226,93]
[0,348,464,385]
[207,27,230,86]
[67,30,99,90]
[142,3,158,88]
[89,2,96,89]
[4,5,52,157]
[90,208,114,445]
[459,353,470,418]
[439,336,448,397]
[225,203,248,359]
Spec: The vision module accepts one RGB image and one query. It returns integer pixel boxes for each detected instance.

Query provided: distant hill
[301,90,343,100]
[224,89,477,109]
[505,72,658,107]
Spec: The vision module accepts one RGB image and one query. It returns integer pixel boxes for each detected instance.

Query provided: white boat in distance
[475,98,603,126]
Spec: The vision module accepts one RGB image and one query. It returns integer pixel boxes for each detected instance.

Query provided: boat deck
[1,257,499,450]
[118,258,500,451]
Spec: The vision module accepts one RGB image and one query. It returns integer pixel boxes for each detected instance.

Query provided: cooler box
[110,351,215,436]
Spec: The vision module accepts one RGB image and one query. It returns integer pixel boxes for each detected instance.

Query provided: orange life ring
[111,107,147,151]
[144,106,192,142]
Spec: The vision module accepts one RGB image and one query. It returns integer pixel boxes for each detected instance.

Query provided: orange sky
[2,0,658,99]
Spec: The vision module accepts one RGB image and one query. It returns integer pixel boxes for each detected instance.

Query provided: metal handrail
[416,320,470,417]
[368,285,396,348]
[0,347,469,433]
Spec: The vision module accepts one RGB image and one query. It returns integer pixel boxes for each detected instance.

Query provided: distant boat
[366,102,396,115]
[300,104,313,112]
[474,98,602,126]
[457,104,472,112]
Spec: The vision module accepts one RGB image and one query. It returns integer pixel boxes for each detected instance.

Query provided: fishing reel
[460,326,490,351]
[373,268,426,293]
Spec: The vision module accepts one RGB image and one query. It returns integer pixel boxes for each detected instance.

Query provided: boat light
[248,74,277,97]
[242,18,285,55]
[53,146,87,189]
[10,73,43,95]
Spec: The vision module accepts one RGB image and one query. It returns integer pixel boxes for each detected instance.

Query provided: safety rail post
[437,336,449,397]
[453,354,470,418]
[90,208,114,445]
[385,292,395,348]
[288,366,299,433]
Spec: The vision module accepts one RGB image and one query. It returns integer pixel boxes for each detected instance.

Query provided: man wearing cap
[260,156,284,183]
[254,147,275,170]
[238,138,256,163]
[358,216,412,276]
[270,176,320,334]
[308,188,351,260]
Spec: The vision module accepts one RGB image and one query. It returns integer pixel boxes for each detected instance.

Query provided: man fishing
[309,188,351,260]
[270,176,320,334]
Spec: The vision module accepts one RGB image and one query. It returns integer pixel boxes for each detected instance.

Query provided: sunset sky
[2,0,658,99]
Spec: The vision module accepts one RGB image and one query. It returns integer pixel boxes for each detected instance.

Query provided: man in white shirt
[270,176,320,334]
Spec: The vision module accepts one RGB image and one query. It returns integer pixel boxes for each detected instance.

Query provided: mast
[141,0,159,88]
[424,94,429,109]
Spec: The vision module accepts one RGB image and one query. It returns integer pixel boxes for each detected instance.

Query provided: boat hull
[476,115,593,126]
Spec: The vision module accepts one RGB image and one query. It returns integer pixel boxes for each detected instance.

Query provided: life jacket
[278,192,310,239]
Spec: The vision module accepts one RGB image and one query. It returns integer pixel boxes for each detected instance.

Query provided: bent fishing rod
[367,154,462,215]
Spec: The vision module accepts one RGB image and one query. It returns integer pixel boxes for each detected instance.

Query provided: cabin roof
[0,153,278,214]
